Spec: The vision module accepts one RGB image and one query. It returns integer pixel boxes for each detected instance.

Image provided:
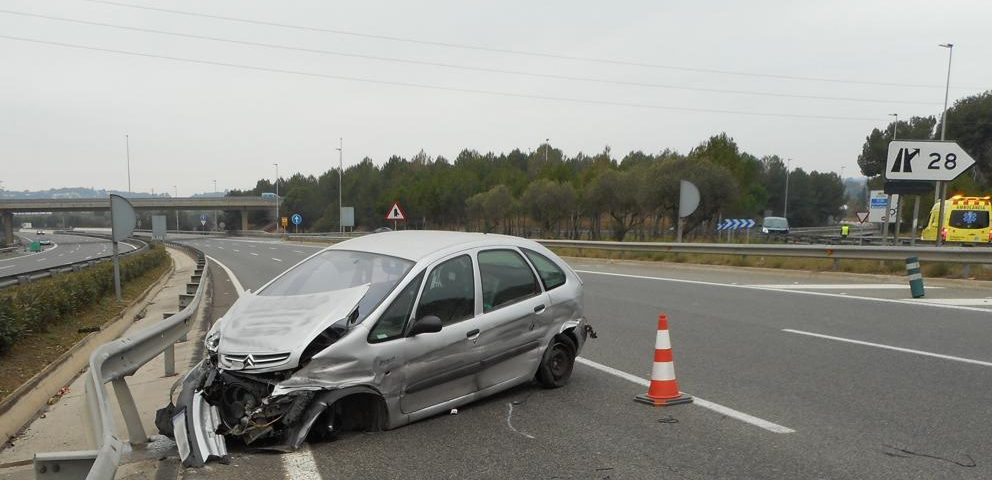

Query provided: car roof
[326,230,532,261]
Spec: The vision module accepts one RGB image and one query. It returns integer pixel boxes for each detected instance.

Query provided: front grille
[220,352,291,371]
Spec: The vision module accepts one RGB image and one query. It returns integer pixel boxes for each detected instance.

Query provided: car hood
[217,284,370,355]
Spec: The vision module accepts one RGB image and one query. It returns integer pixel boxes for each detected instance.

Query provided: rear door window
[478,249,541,313]
[949,210,989,229]
[522,248,567,291]
[415,255,476,326]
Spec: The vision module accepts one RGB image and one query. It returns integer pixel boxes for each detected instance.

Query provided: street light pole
[545,138,549,164]
[213,179,218,231]
[935,43,954,247]
[336,138,343,234]
[173,185,179,231]
[273,163,280,234]
[882,113,899,244]
[783,160,791,218]
[125,134,131,194]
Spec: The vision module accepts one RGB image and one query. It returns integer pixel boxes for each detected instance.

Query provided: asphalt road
[0,230,138,278]
[176,236,992,479]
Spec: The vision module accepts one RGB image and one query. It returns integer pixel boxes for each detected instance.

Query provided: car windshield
[763,217,788,229]
[948,210,989,229]
[259,250,414,320]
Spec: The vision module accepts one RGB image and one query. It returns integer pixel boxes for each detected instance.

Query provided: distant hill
[0,187,224,199]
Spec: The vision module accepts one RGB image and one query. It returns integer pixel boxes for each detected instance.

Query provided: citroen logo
[243,354,255,368]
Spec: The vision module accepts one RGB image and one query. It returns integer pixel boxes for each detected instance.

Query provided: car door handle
[533,305,546,313]
[466,329,480,338]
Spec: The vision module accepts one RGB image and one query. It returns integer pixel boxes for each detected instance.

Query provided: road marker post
[905,256,925,298]
[635,314,693,407]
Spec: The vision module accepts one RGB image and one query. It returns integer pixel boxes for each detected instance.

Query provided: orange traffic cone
[634,314,693,406]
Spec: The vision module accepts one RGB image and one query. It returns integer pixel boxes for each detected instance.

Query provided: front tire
[536,335,577,388]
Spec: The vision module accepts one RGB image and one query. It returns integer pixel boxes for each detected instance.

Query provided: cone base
[634,392,693,407]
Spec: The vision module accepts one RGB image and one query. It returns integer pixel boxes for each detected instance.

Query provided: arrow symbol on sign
[890,148,918,173]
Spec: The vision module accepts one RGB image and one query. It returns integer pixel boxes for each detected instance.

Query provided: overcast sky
[2,0,990,194]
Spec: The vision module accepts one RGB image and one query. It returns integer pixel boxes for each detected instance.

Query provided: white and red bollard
[634,313,693,406]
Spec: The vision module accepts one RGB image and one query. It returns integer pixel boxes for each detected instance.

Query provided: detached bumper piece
[173,391,229,468]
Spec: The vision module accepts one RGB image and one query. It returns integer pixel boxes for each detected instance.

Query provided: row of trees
[856,90,991,227]
[858,90,991,192]
[228,134,847,240]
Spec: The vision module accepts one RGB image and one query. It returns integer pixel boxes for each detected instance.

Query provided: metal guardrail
[0,234,148,290]
[33,242,209,480]
[538,239,992,264]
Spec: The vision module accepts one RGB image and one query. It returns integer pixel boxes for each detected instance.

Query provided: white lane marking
[85,256,93,260]
[576,270,992,314]
[205,255,245,297]
[908,298,992,306]
[37,258,47,262]
[217,246,224,250]
[782,329,992,367]
[575,357,794,434]
[250,252,259,256]
[269,247,276,250]
[281,445,323,480]
[748,283,942,290]
[505,402,535,439]
[294,250,305,254]
[0,265,13,270]
[233,249,240,253]
[272,258,283,262]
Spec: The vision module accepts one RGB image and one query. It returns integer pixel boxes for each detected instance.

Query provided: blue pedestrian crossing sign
[199,214,208,226]
[291,213,303,225]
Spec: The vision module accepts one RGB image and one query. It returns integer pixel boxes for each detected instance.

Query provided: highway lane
[175,236,992,479]
[0,231,138,278]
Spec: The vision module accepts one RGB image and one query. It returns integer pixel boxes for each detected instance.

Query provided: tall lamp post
[336,138,343,234]
[173,185,179,231]
[783,159,791,218]
[935,43,953,246]
[125,134,131,194]
[273,163,280,234]
[213,179,218,231]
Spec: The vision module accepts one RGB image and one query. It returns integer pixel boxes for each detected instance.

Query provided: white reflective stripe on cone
[655,330,671,349]
[908,273,923,281]
[906,262,920,270]
[651,361,676,381]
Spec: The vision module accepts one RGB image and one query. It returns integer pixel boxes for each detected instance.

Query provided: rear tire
[536,335,577,388]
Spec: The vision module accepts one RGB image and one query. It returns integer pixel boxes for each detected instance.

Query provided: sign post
[886,140,976,246]
[110,195,136,302]
[385,201,406,230]
[291,213,303,233]
[676,180,700,243]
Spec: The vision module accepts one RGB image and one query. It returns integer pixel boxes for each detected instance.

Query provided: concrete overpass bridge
[0,196,275,244]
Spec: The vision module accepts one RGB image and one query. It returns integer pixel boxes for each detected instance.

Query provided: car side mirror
[408,315,442,336]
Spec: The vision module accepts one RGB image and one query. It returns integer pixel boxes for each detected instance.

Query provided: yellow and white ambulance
[920,195,992,243]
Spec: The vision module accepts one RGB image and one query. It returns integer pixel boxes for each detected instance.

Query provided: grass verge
[0,252,172,403]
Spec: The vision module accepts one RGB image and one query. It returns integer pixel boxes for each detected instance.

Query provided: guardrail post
[111,378,147,444]
[832,258,840,271]
[905,256,925,298]
[164,344,176,376]
[961,263,971,279]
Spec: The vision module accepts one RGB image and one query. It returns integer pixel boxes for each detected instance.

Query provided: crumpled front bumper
[158,360,229,468]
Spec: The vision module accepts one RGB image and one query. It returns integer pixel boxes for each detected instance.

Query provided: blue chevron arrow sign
[716,218,756,231]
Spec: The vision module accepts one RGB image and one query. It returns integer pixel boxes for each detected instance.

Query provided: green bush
[0,245,169,355]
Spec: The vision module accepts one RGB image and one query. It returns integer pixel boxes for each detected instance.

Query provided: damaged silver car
[157,231,593,467]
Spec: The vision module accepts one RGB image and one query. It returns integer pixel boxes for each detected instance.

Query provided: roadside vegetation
[0,246,170,402]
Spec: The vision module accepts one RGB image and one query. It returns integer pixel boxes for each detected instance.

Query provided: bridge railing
[0,234,148,290]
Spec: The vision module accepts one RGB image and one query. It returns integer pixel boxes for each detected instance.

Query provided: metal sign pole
[880,194,891,246]
[935,181,946,246]
[112,241,122,302]
[893,196,903,244]
[910,196,921,246]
